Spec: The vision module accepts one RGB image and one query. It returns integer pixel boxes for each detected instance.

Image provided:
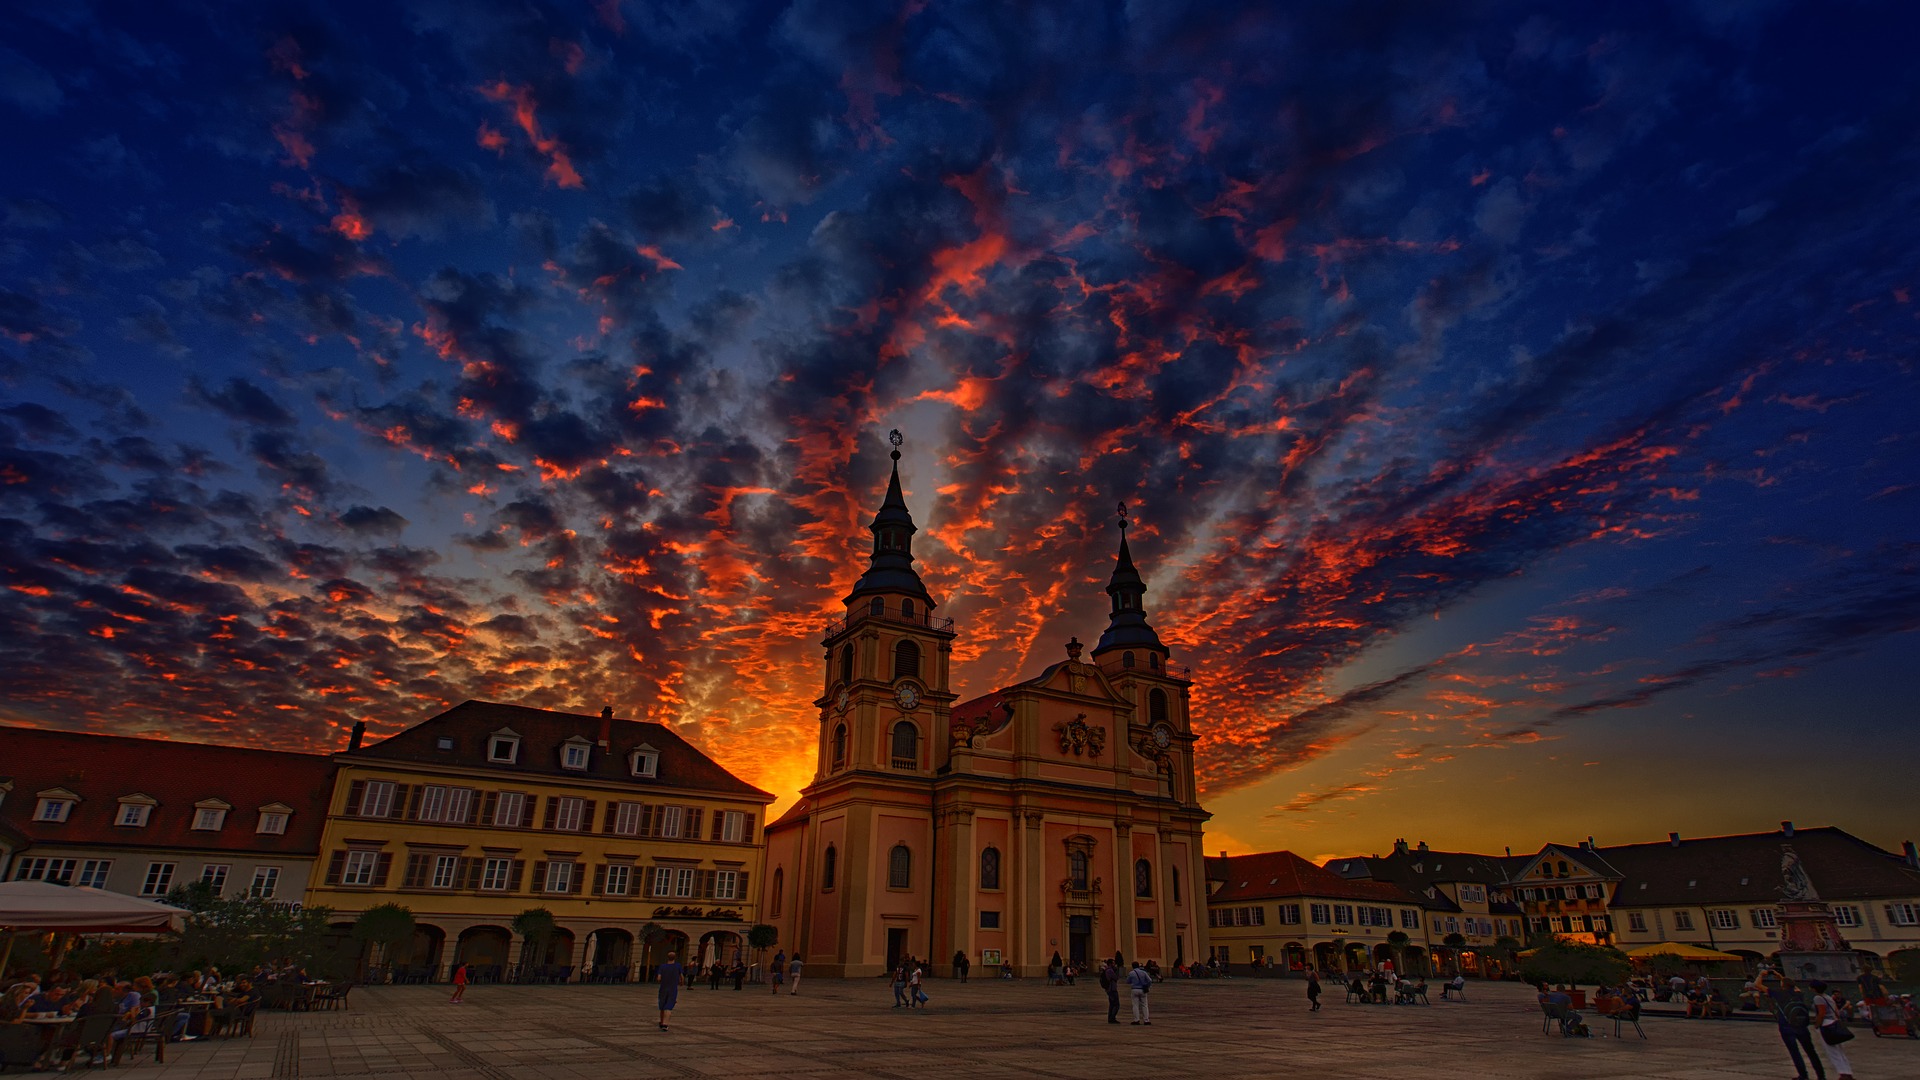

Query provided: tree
[1442,932,1467,975]
[747,924,778,967]
[1518,939,1631,991]
[352,904,415,978]
[1328,937,1348,974]
[1492,935,1524,978]
[1386,930,1410,974]
[512,908,557,977]
[1888,948,1920,985]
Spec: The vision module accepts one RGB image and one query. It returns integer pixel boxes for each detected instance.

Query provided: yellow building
[307,700,772,982]
[1204,851,1427,976]
[1325,840,1529,978]
[1508,842,1620,946]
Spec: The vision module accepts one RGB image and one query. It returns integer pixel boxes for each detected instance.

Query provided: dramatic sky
[3,2,1916,861]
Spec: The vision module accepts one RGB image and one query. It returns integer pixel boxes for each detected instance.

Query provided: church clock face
[1151,723,1173,749]
[895,682,921,711]
[836,686,850,714]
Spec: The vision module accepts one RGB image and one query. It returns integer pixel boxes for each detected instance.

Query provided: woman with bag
[1810,980,1856,1080]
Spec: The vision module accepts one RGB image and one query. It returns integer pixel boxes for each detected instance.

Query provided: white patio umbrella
[0,880,187,973]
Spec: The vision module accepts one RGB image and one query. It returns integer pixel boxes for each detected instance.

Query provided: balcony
[820,605,956,643]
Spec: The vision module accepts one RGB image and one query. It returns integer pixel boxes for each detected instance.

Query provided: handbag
[1819,1021,1854,1045]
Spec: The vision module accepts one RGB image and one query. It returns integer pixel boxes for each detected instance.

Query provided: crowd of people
[0,966,274,1070]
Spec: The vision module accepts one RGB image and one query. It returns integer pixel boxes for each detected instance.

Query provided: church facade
[759,436,1211,977]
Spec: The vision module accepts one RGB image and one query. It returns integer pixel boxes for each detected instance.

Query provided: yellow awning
[1625,942,1743,962]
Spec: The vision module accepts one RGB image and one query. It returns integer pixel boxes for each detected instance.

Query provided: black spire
[846,429,935,608]
[1093,502,1166,656]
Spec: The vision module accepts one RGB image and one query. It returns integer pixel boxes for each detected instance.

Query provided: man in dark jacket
[1099,960,1121,1023]
[1766,976,1825,1080]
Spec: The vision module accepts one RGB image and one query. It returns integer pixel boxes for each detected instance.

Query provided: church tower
[1089,504,1196,804]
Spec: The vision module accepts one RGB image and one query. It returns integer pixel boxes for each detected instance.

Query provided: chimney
[1504,846,1511,858]
[1394,838,1408,855]
[1669,832,1681,847]
[348,721,366,751]
[1219,850,1228,860]
[1781,820,1794,837]
[1903,841,1917,870]
[1417,841,1428,854]
[598,705,613,749]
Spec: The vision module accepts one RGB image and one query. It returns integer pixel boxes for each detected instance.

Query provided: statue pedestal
[1777,900,1861,982]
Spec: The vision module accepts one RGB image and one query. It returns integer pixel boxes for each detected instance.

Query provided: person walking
[1099,960,1121,1023]
[1049,952,1063,986]
[1126,961,1153,1025]
[892,963,909,1008]
[1307,970,1322,1012]
[908,964,927,1009]
[730,960,746,991]
[447,962,468,1004]
[953,950,970,983]
[1767,977,1826,1080]
[656,953,683,1031]
[770,949,786,995]
[1810,981,1856,1080]
[787,955,804,995]
[708,960,724,991]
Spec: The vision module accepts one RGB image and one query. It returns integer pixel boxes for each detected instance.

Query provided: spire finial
[889,428,902,462]
[1117,501,1129,533]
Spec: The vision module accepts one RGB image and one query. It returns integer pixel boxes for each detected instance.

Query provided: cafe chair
[112,1008,180,1066]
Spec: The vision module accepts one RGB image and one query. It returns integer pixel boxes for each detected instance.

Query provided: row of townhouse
[1208,824,1920,977]
[0,700,774,982]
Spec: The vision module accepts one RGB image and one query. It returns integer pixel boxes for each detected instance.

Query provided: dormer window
[561,737,592,771]
[117,795,157,828]
[256,803,292,835]
[487,728,521,764]
[436,736,455,750]
[34,789,78,823]
[192,800,231,831]
[630,744,659,778]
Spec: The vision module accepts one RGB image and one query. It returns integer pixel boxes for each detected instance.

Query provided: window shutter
[389,784,412,819]
[638,805,653,837]
[603,804,618,834]
[686,808,703,839]
[324,850,346,885]
[742,814,754,843]
[532,861,548,893]
[345,780,366,816]
[542,797,558,831]
[482,791,499,826]
[580,800,596,833]
[569,865,584,895]
[402,853,427,889]
[700,870,716,899]
[710,813,724,841]
[372,852,393,887]
[736,871,749,900]
[405,785,425,821]
[463,789,482,823]
[592,864,607,896]
[508,860,525,891]
[465,858,483,890]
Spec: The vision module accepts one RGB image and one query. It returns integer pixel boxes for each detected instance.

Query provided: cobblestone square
[106,979,1915,1080]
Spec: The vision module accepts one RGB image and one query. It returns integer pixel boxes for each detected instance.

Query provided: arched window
[1123,651,1135,668]
[894,639,920,680]
[1149,688,1169,724]
[1149,653,1159,670]
[822,845,837,891]
[840,646,853,683]
[831,724,847,770]
[1135,858,1153,897]
[771,868,784,917]
[869,597,885,616]
[1069,850,1089,890]
[980,846,1001,890]
[889,844,912,889]
[890,721,919,769]
[901,598,914,620]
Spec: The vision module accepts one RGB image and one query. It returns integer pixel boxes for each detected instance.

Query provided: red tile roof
[349,700,773,800]
[1597,827,1920,906]
[0,726,335,854]
[1205,850,1421,905]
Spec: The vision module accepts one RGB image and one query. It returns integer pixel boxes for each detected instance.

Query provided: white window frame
[495,791,527,827]
[1673,910,1695,931]
[359,781,395,818]
[13,858,77,884]
[614,802,643,836]
[118,803,152,827]
[341,851,379,887]
[715,870,738,900]
[431,855,460,889]
[1310,903,1331,924]
[142,862,176,896]
[604,864,631,896]
[562,742,590,770]
[257,811,289,835]
[192,807,227,831]
[419,786,449,822]
[1401,909,1420,929]
[480,858,512,891]
[722,810,745,843]
[1627,911,1647,932]
[1887,903,1918,927]
[630,748,658,777]
[249,867,281,899]
[34,798,74,823]
[545,862,575,893]
[1279,904,1302,925]
[201,864,229,891]
[1750,908,1777,929]
[1332,904,1354,925]
[488,732,520,763]
[659,806,683,839]
[651,867,674,898]
[1833,905,1861,928]
[553,797,585,832]
[77,859,113,889]
[674,867,695,898]
[1710,909,1739,931]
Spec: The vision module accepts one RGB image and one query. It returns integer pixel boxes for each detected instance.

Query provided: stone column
[1113,820,1135,963]
[940,805,975,973]
[1020,809,1046,975]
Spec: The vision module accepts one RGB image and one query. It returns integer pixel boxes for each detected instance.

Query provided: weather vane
[1117,501,1129,532]
[889,428,903,461]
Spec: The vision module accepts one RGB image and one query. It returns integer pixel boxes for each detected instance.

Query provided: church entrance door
[1068,915,1092,967]
[886,928,908,973]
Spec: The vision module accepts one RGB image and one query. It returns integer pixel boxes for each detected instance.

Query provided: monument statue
[1780,844,1819,901]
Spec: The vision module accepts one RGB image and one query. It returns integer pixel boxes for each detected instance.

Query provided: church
[759,434,1212,977]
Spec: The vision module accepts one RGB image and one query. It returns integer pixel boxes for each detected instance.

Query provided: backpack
[1776,997,1811,1029]
[1099,967,1115,990]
